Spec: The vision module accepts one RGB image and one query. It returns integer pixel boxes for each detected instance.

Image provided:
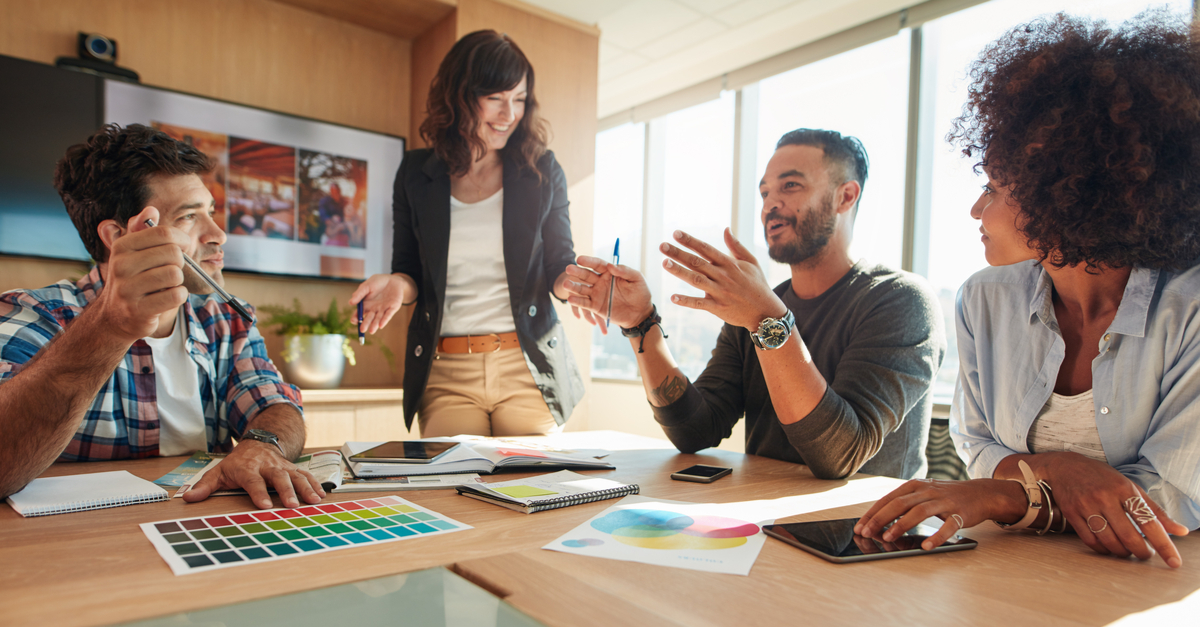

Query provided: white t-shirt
[440,188,518,336]
[1027,389,1108,463]
[142,310,207,456]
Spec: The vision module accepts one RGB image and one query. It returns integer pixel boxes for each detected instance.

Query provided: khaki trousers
[417,348,560,437]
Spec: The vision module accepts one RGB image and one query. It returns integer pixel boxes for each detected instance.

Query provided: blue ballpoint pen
[357,301,365,345]
[606,238,619,326]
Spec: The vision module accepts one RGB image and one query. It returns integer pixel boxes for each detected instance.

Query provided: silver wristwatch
[243,428,287,458]
[750,309,795,350]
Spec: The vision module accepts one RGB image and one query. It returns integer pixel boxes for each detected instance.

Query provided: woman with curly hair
[856,10,1199,567]
[349,30,589,437]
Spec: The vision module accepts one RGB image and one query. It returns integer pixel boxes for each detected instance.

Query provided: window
[590,122,645,380]
[592,0,1194,395]
[655,92,737,380]
[753,33,911,288]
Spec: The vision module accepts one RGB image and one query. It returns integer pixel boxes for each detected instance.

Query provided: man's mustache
[764,210,796,227]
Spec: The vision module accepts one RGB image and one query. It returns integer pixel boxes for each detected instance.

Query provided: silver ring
[950,514,964,530]
[1087,514,1108,534]
[1123,496,1157,525]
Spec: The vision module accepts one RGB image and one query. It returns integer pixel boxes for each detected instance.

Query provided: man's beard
[766,192,837,266]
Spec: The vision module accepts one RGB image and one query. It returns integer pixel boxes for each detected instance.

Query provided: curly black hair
[949,10,1200,270]
[54,123,212,263]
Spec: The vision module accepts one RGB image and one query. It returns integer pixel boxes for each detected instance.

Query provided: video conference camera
[55,32,140,82]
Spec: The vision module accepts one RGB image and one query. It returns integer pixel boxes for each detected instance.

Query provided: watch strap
[996,459,1043,531]
[750,309,795,350]
[244,429,287,459]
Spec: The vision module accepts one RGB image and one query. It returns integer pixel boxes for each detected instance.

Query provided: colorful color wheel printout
[591,509,759,550]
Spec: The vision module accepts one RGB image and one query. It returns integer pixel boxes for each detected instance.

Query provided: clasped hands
[564,228,786,331]
[854,453,1187,568]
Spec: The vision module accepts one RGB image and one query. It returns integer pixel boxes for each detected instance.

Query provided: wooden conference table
[2,431,1198,627]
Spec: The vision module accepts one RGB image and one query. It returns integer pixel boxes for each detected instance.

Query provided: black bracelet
[620,305,667,353]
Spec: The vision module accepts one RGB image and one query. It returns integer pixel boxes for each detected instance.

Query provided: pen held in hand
[606,238,619,326]
[142,219,253,323]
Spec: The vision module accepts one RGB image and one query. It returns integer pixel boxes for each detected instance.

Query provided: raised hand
[94,206,191,341]
[563,256,653,332]
[660,228,786,330]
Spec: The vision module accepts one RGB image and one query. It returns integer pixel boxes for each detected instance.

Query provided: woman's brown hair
[420,30,550,179]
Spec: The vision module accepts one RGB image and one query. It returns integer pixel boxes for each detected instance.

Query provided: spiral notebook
[456,470,639,514]
[6,470,169,517]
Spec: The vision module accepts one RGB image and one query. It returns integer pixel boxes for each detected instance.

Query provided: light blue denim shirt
[950,260,1200,529]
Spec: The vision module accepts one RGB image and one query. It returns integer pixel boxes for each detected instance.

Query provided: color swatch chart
[140,496,470,576]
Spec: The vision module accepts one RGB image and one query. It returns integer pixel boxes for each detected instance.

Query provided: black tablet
[347,441,460,464]
[762,518,977,563]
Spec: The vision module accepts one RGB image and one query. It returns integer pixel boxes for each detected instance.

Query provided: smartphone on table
[348,441,460,464]
[670,464,732,483]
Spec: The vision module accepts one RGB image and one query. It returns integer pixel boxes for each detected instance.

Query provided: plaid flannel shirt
[0,266,302,461]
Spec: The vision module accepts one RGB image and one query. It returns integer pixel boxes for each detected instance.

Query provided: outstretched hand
[660,228,786,330]
[562,256,653,332]
[349,273,413,335]
[855,478,1023,551]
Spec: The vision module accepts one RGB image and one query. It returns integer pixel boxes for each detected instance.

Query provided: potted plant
[258,298,393,389]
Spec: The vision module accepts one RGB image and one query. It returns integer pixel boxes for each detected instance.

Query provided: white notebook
[6,470,169,517]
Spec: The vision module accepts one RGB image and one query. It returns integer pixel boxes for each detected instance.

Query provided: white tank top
[142,310,207,456]
[440,188,518,336]
[1027,389,1108,463]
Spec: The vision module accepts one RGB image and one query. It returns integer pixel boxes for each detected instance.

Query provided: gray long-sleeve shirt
[652,263,946,480]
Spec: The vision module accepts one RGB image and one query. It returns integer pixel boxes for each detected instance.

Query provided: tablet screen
[763,518,976,562]
[350,441,459,462]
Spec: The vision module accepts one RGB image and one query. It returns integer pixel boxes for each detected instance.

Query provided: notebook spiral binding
[525,484,640,513]
[24,492,169,517]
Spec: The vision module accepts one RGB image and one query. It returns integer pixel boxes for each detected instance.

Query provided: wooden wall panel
[410,11,458,150]
[0,0,411,137]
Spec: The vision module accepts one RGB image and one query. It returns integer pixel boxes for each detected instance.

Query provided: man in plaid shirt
[0,124,324,510]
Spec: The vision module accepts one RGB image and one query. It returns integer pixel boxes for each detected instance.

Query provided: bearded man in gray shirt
[565,129,945,480]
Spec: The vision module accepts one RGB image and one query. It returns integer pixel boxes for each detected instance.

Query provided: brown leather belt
[437,332,521,354]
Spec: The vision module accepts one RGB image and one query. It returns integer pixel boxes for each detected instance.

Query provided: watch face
[247,428,277,441]
[758,318,789,349]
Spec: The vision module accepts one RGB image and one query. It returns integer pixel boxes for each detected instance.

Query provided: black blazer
[392,148,585,429]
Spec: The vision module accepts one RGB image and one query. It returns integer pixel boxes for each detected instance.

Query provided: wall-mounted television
[0,53,405,281]
[0,54,99,262]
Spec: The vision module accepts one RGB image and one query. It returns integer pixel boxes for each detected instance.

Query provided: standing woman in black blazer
[350,30,595,437]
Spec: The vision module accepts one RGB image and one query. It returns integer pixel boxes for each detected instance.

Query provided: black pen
[143,219,254,323]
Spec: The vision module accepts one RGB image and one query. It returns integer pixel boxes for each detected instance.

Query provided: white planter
[280,334,347,389]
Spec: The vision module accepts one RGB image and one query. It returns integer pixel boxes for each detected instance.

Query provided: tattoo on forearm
[651,374,688,406]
